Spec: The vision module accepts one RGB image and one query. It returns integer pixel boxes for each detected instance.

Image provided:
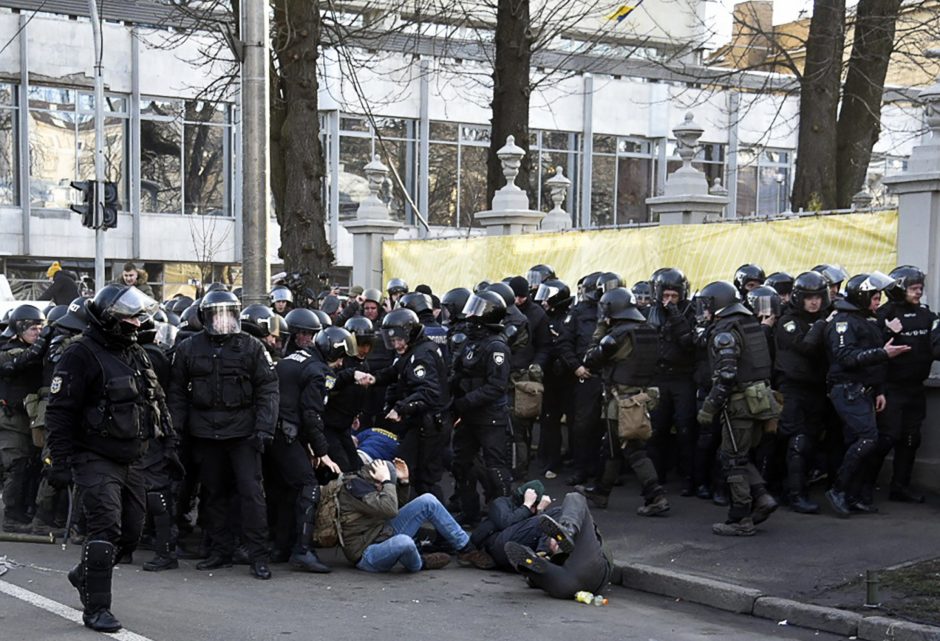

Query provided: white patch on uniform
[262,350,274,366]
[493,352,505,365]
[933,319,939,330]
[784,321,797,333]
[325,375,336,390]
[835,322,849,334]
[414,364,426,378]
[50,376,63,395]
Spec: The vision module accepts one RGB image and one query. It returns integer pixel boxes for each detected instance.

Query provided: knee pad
[146,491,169,516]
[855,438,877,459]
[83,540,116,571]
[787,434,809,458]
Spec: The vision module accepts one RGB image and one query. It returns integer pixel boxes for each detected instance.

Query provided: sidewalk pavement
[539,476,940,640]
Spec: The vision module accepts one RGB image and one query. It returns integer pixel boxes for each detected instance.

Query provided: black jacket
[275,347,331,456]
[774,302,828,386]
[168,331,279,441]
[876,300,940,384]
[825,301,888,390]
[38,271,80,305]
[517,299,551,371]
[451,326,511,423]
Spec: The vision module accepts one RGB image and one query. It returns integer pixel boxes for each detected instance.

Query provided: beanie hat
[513,480,545,505]
[46,261,62,279]
[509,276,529,298]
[415,284,433,296]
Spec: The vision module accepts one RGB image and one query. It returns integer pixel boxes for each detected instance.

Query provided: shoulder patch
[784,321,797,333]
[50,376,63,395]
[413,364,426,378]
[835,322,849,334]
[493,351,505,365]
[324,375,336,390]
[262,349,274,366]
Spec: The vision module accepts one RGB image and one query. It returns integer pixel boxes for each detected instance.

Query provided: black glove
[251,431,274,454]
[164,449,186,481]
[47,464,72,490]
[39,325,56,341]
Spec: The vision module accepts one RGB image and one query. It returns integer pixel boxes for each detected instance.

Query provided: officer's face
[391,337,407,354]
[906,284,923,305]
[122,270,138,285]
[744,280,760,292]
[273,300,288,313]
[869,291,882,312]
[363,303,379,320]
[661,290,679,306]
[295,330,314,348]
[19,323,42,345]
[803,294,823,314]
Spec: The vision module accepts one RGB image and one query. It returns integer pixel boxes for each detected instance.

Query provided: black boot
[538,514,576,554]
[750,490,778,525]
[288,484,331,573]
[825,488,851,518]
[576,484,609,509]
[889,486,925,504]
[788,494,820,514]
[81,540,122,633]
[143,491,179,572]
[250,559,272,580]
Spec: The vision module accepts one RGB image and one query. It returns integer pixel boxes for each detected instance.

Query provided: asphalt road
[0,541,844,641]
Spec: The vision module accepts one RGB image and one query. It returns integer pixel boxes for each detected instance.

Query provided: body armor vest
[713,315,772,385]
[607,322,658,387]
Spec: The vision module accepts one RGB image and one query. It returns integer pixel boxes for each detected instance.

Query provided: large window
[531,130,580,222]
[736,147,790,216]
[141,99,183,213]
[592,135,654,226]
[0,84,17,206]
[28,87,127,210]
[183,101,230,216]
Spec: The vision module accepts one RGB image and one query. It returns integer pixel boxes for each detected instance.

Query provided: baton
[0,531,55,544]
[722,409,739,455]
[61,484,76,551]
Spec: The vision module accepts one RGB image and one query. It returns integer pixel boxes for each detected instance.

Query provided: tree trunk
[835,0,901,208]
[271,0,333,276]
[487,0,533,209]
[791,0,846,211]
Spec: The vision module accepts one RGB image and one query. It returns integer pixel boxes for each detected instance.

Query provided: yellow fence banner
[382,211,898,293]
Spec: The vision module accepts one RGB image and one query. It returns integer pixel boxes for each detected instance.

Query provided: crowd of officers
[1,260,938,631]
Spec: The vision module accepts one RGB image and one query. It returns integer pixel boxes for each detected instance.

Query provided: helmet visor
[526,270,544,289]
[534,283,559,303]
[380,325,410,350]
[203,303,241,335]
[461,294,492,320]
[750,296,781,317]
[694,296,714,322]
[154,321,179,347]
[860,271,896,292]
[329,333,358,359]
[110,287,159,322]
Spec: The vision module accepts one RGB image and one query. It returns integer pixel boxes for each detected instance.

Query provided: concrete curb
[614,561,940,640]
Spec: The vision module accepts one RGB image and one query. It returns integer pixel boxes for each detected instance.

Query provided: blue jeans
[356,493,470,572]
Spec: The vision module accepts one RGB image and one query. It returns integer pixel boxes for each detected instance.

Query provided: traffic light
[69,180,96,228]
[101,181,119,229]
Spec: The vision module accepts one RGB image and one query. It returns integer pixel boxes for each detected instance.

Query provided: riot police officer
[696,281,779,536]
[869,266,939,504]
[646,268,698,495]
[823,272,910,517]
[240,304,282,361]
[774,271,830,513]
[400,292,449,357]
[733,264,766,300]
[451,291,513,525]
[580,288,669,516]
[372,308,450,500]
[45,286,171,632]
[0,304,47,533]
[167,290,279,579]
[270,285,294,317]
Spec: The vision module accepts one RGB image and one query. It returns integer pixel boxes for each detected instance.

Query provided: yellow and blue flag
[606,1,643,23]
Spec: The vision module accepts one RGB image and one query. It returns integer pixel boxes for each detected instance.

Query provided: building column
[579,73,593,229]
[18,13,30,255]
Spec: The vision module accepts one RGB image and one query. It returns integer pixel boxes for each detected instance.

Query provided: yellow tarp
[382,211,898,293]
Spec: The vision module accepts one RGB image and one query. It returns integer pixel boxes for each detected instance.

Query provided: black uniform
[825,302,888,506]
[324,354,370,472]
[376,336,450,500]
[536,305,576,475]
[451,325,512,523]
[646,301,698,490]
[557,300,604,483]
[45,325,173,627]
[774,302,828,505]
[167,331,278,564]
[870,300,940,497]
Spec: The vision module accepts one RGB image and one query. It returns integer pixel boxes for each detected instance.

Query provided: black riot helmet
[579,272,603,303]
[312,309,333,328]
[169,296,194,315]
[631,281,652,308]
[87,285,159,342]
[137,309,168,345]
[240,304,280,339]
[696,280,749,320]
[485,282,516,308]
[526,264,556,291]
[651,267,689,303]
[314,326,357,362]
[344,316,374,348]
[9,304,45,338]
[462,290,507,326]
[179,304,203,333]
[888,265,926,302]
[746,285,782,318]
[205,282,228,294]
[386,278,409,298]
[284,308,322,334]
[791,271,830,310]
[45,305,69,328]
[473,280,492,294]
[599,288,646,322]
[441,287,472,322]
[811,264,847,289]
[164,310,181,327]
[733,264,766,298]
[399,292,434,316]
[763,272,794,298]
[198,290,241,336]
[596,272,624,297]
[534,279,572,312]
[843,272,899,311]
[380,308,424,349]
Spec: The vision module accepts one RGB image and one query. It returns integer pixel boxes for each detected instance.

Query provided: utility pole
[89,0,106,291]
[241,0,270,305]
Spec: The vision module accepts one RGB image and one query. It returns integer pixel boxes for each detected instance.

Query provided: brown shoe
[637,495,670,517]
[420,552,452,570]
[712,517,756,537]
[457,547,496,570]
